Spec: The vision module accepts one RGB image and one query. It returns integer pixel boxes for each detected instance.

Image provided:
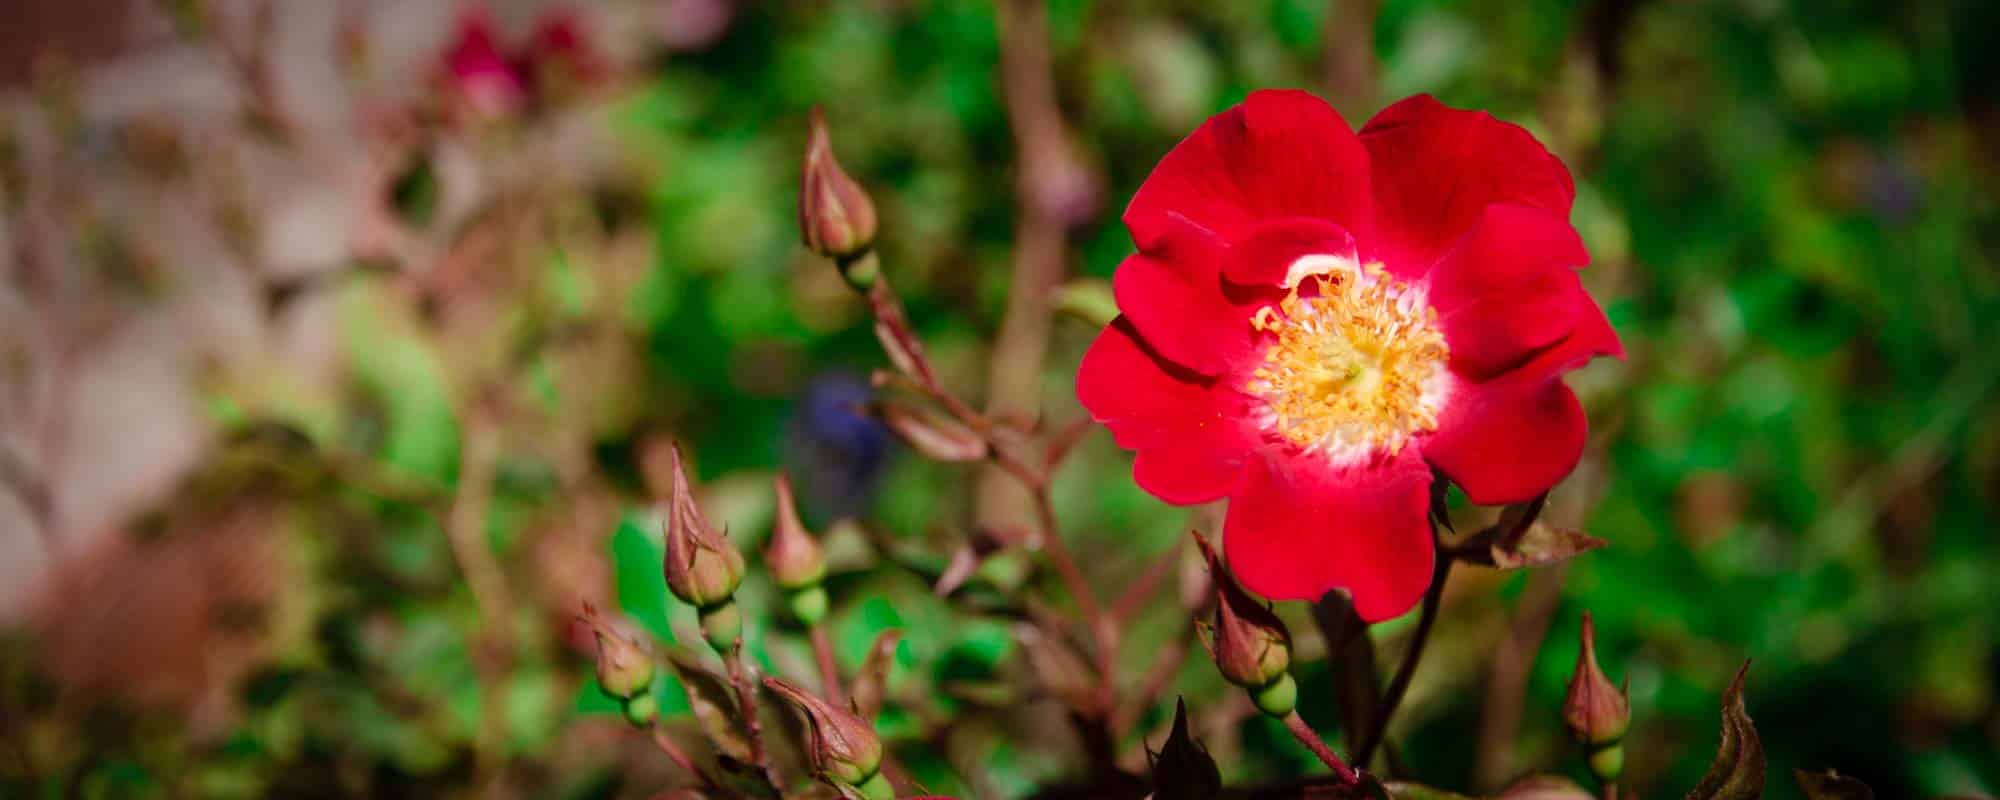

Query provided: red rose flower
[1077,91,1621,621]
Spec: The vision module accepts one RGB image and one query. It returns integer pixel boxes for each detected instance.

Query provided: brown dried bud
[764,676,884,787]
[1194,534,1291,691]
[1563,612,1630,747]
[765,474,827,591]
[579,603,655,700]
[663,443,745,609]
[799,108,878,263]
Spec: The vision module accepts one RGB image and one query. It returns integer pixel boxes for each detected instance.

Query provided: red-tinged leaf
[660,644,754,763]
[1793,769,1873,800]
[878,402,987,462]
[850,630,902,719]
[1687,661,1764,800]
[1489,522,1607,569]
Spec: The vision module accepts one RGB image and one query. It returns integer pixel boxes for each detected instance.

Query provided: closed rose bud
[1195,535,1292,695]
[1563,612,1630,747]
[580,603,655,700]
[766,474,827,591]
[764,677,884,788]
[663,443,745,609]
[799,108,878,265]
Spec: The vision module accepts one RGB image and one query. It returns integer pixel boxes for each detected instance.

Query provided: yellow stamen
[1245,260,1448,462]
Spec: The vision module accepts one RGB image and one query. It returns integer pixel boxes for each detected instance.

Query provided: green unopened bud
[699,600,743,652]
[799,108,877,264]
[1588,743,1624,783]
[622,691,658,727]
[1194,534,1292,691]
[788,585,830,626]
[765,676,884,788]
[1251,673,1298,717]
[766,474,827,591]
[579,603,655,700]
[663,443,745,609]
[1563,612,1630,746]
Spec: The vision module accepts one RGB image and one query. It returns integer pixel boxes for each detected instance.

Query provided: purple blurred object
[785,372,891,522]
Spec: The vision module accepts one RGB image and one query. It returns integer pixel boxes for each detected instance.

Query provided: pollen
[1245,259,1448,463]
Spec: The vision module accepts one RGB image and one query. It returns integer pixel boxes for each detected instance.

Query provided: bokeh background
[3,0,1998,797]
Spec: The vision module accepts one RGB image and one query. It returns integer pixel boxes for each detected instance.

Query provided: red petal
[1223,448,1435,621]
[1223,217,1360,289]
[1427,204,1596,381]
[1423,378,1588,506]
[1360,95,1575,277]
[1505,287,1623,384]
[1111,218,1259,375]
[1077,319,1260,503]
[1126,90,1373,252]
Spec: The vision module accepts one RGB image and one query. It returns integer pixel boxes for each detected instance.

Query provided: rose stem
[810,624,846,707]
[1282,710,1361,784]
[1355,524,1453,766]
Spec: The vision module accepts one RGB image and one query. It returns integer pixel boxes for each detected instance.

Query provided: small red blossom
[437,6,606,120]
[440,9,528,119]
[1077,91,1622,620]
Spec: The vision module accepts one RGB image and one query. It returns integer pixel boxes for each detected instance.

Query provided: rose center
[1246,258,1448,461]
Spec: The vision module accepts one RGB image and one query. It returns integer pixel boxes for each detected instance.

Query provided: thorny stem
[810,624,846,708]
[1356,524,1452,767]
[1281,711,1361,784]
[722,644,783,794]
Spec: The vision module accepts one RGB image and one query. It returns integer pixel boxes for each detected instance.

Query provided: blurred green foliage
[6,0,1999,798]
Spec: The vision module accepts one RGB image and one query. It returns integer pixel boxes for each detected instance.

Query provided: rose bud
[663,443,746,609]
[764,677,890,798]
[1194,533,1297,716]
[1563,612,1630,745]
[580,603,655,701]
[1564,612,1630,785]
[799,108,879,274]
[767,474,832,625]
[662,443,747,650]
[767,474,828,590]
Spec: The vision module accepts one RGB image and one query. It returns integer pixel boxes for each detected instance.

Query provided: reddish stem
[1282,711,1361,785]
[810,624,846,708]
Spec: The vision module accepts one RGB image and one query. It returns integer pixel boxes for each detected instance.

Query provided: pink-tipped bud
[1563,612,1631,746]
[1194,534,1292,693]
[579,603,655,700]
[799,108,878,263]
[764,676,884,787]
[765,474,827,591]
[663,443,745,609]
